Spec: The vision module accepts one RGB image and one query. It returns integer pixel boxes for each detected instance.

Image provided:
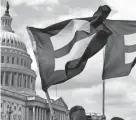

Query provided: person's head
[69,105,86,120]
[111,117,124,120]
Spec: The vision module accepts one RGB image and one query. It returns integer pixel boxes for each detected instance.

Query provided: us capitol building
[0,3,69,120]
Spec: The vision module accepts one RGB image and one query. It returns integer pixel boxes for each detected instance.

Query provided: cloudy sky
[1,0,136,119]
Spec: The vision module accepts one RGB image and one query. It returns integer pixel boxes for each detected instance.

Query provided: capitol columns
[33,106,36,120]
[22,105,25,120]
[29,76,31,89]
[26,107,29,120]
[26,75,28,88]
[36,106,39,120]
[32,77,36,91]
[44,109,46,120]
[42,108,44,120]
[39,107,41,120]
[15,72,18,87]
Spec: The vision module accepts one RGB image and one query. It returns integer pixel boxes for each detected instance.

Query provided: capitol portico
[0,2,69,120]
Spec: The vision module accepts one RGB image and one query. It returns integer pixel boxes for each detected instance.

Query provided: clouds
[59,0,105,10]
[4,0,59,6]
[71,77,136,119]
[105,0,136,20]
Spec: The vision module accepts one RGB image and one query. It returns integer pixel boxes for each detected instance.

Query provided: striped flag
[103,20,136,79]
[27,5,112,91]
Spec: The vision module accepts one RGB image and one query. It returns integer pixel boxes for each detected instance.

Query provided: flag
[27,5,112,91]
[103,20,136,79]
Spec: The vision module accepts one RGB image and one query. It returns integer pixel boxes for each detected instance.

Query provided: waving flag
[103,20,136,79]
[27,5,111,91]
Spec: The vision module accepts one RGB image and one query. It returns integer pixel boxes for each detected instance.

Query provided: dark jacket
[111,117,124,120]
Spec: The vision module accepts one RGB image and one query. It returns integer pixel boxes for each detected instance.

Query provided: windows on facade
[2,38,5,45]
[11,40,13,44]
[1,102,4,112]
[1,103,4,113]
[1,72,3,86]
[1,103,2,108]
[20,77,22,87]
[7,56,10,63]
[5,72,9,85]
[27,76,30,88]
[1,56,4,63]
[11,73,15,86]
[12,57,14,64]
[7,39,9,43]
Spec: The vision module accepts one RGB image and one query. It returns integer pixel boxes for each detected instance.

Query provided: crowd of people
[69,106,124,120]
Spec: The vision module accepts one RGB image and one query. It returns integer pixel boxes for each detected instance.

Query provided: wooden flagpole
[102,46,106,120]
[102,80,105,119]
[56,85,58,97]
[45,91,55,120]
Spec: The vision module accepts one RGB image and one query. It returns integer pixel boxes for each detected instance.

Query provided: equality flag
[103,20,136,79]
[27,5,112,91]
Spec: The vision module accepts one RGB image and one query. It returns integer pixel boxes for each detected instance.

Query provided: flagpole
[102,79,105,120]
[56,85,58,97]
[45,90,55,120]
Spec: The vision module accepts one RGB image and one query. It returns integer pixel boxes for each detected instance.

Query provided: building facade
[0,3,69,120]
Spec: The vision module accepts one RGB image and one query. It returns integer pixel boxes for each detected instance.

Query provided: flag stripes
[125,45,136,53]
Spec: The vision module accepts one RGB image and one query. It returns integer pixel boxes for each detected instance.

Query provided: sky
[1,0,136,120]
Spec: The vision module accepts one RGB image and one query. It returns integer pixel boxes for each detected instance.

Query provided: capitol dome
[0,3,27,52]
[0,2,36,96]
